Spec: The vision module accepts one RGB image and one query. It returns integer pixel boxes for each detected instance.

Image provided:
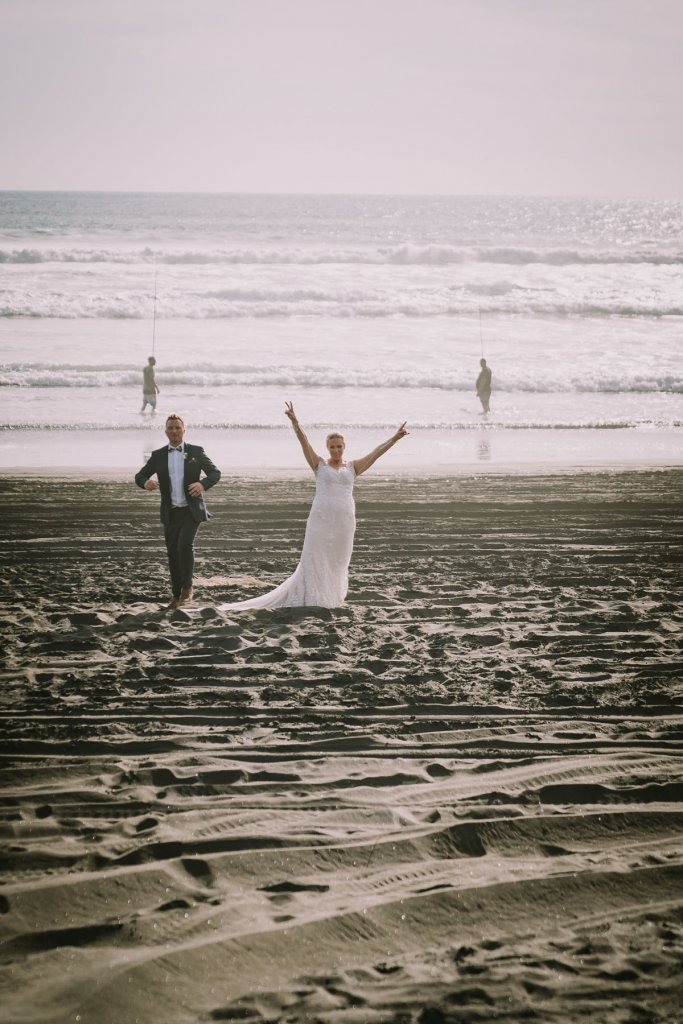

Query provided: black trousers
[164,506,200,597]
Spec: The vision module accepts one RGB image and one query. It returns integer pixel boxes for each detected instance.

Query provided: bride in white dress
[219,403,408,610]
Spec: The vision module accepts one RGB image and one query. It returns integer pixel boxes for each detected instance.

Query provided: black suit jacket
[135,443,221,525]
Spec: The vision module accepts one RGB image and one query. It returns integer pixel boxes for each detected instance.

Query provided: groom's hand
[187,482,205,497]
[144,480,159,490]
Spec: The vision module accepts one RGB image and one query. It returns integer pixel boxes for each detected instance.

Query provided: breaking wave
[1,363,680,393]
[1,243,682,267]
[2,296,682,320]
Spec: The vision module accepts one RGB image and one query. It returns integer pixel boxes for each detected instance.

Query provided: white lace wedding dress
[219,461,356,610]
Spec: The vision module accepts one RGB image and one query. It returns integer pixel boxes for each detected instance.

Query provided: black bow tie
[168,446,183,452]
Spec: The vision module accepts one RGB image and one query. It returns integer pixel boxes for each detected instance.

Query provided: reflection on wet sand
[477,429,492,461]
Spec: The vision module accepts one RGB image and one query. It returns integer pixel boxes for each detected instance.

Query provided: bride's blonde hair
[326,432,345,443]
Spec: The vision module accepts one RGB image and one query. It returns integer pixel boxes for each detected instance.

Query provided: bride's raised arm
[353,422,408,477]
[285,402,322,473]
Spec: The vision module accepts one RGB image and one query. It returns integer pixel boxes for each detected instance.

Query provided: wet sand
[1,470,682,1023]
[2,423,682,475]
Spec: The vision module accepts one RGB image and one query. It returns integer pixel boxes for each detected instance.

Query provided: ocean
[0,191,681,472]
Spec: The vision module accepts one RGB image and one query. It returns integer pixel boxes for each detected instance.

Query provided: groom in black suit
[135,413,221,609]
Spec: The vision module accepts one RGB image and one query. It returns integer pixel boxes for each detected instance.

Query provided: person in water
[140,356,160,414]
[219,403,408,610]
[476,357,492,414]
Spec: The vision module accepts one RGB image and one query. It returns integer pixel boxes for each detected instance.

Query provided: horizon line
[1,187,682,202]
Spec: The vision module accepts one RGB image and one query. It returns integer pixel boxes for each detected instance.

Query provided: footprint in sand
[181,858,214,885]
[259,880,330,895]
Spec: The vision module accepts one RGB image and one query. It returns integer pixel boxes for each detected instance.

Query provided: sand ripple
[1,472,682,1023]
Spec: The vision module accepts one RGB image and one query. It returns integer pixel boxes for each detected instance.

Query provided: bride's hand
[394,421,409,440]
[284,401,298,426]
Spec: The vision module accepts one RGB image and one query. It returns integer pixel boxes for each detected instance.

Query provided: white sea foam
[1,362,680,394]
[2,267,682,319]
[1,243,682,266]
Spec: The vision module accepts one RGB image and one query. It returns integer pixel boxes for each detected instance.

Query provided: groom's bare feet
[166,596,180,610]
[177,587,193,607]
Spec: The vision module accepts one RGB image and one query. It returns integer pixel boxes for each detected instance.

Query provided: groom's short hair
[166,413,185,426]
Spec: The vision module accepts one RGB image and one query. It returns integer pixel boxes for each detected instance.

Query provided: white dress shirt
[168,443,188,508]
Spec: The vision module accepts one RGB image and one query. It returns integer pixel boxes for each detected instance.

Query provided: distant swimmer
[140,356,160,414]
[476,357,492,414]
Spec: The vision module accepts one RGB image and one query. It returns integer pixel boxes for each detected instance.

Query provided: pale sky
[1,0,682,196]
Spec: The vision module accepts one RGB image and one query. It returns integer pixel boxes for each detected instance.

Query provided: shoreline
[1,424,681,479]
[2,459,682,481]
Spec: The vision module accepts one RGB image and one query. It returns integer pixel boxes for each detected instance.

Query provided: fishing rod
[151,269,158,356]
[478,305,484,358]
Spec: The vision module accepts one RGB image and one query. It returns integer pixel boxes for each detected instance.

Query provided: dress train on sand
[218,461,356,610]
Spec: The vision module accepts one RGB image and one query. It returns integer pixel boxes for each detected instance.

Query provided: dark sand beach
[1,470,682,1023]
